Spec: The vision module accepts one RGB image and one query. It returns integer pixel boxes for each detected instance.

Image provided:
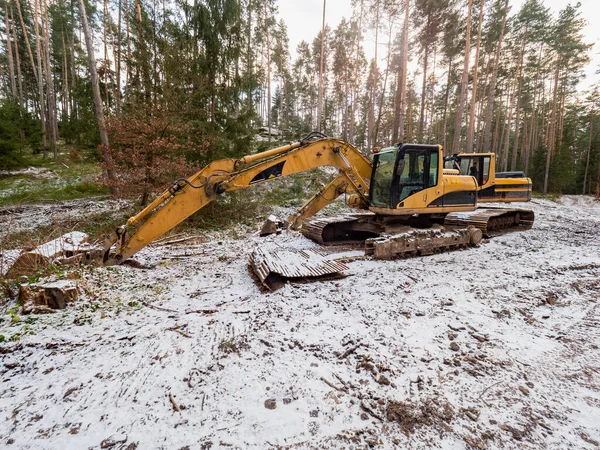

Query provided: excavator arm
[103,133,372,265]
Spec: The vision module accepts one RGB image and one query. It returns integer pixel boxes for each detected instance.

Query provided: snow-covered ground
[1,196,599,449]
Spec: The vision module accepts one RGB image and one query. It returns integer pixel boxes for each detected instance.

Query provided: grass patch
[1,205,138,249]
[0,148,106,207]
[0,181,109,207]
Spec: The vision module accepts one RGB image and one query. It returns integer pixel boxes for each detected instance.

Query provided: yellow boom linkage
[103,133,372,265]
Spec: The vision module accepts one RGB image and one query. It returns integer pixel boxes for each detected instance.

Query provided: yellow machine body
[103,135,528,265]
[448,153,532,202]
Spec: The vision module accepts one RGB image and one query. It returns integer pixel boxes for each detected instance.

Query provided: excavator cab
[370,144,440,210]
[445,153,532,202]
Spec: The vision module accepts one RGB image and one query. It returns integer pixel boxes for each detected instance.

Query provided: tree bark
[502,81,516,172]
[482,0,508,152]
[34,0,47,157]
[317,0,326,133]
[543,59,561,194]
[418,12,431,142]
[43,0,58,158]
[583,112,593,194]
[397,0,409,143]
[77,0,118,195]
[9,6,23,107]
[374,20,393,145]
[466,0,484,153]
[510,25,528,170]
[265,0,272,140]
[452,0,473,153]
[15,0,38,84]
[3,0,17,98]
[441,60,452,152]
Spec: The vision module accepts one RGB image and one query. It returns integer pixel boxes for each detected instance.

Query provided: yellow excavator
[102,132,534,266]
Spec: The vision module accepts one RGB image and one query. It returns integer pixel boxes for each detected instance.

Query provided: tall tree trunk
[3,0,17,98]
[466,0,484,153]
[482,0,508,152]
[543,59,561,194]
[42,0,57,158]
[77,0,118,195]
[104,0,109,110]
[452,0,473,153]
[124,0,130,102]
[418,13,431,142]
[265,0,271,140]
[15,0,38,85]
[9,6,23,107]
[502,81,516,171]
[317,0,326,132]
[116,0,122,112]
[397,0,409,143]
[34,0,47,157]
[442,60,452,152]
[510,25,528,170]
[583,112,593,194]
[135,0,151,107]
[62,33,70,121]
[367,0,380,149]
[374,20,393,145]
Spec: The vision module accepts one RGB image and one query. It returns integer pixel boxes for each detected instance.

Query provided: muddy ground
[1,195,599,449]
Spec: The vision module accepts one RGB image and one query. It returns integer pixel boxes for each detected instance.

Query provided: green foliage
[0,100,40,170]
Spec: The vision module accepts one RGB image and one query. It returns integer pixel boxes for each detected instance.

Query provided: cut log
[20,280,79,314]
[4,232,89,279]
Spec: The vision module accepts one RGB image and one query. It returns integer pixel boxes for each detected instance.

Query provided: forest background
[1,0,599,202]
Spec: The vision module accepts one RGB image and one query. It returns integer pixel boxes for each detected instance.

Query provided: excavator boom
[103,133,372,265]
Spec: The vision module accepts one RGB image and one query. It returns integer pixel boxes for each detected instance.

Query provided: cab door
[391,145,439,207]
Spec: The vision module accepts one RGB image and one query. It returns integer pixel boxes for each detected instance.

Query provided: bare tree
[466,0,484,153]
[34,0,47,157]
[317,0,326,132]
[77,0,118,195]
[482,0,508,152]
[3,0,17,98]
[452,0,473,153]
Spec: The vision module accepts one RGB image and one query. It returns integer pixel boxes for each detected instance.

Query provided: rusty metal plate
[250,247,349,291]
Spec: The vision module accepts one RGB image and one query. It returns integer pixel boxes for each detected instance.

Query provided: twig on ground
[185,309,218,315]
[339,343,362,359]
[232,310,251,314]
[320,376,347,392]
[157,236,202,246]
[142,301,177,313]
[360,401,383,421]
[153,232,186,244]
[166,324,192,338]
[169,392,181,412]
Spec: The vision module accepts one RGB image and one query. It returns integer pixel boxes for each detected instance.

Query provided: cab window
[370,148,398,208]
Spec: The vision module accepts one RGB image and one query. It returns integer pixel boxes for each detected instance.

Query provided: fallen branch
[320,376,347,393]
[153,232,187,244]
[157,236,202,246]
[169,392,181,412]
[167,324,191,338]
[142,301,177,313]
[339,343,362,359]
[185,309,218,315]
[360,401,383,421]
